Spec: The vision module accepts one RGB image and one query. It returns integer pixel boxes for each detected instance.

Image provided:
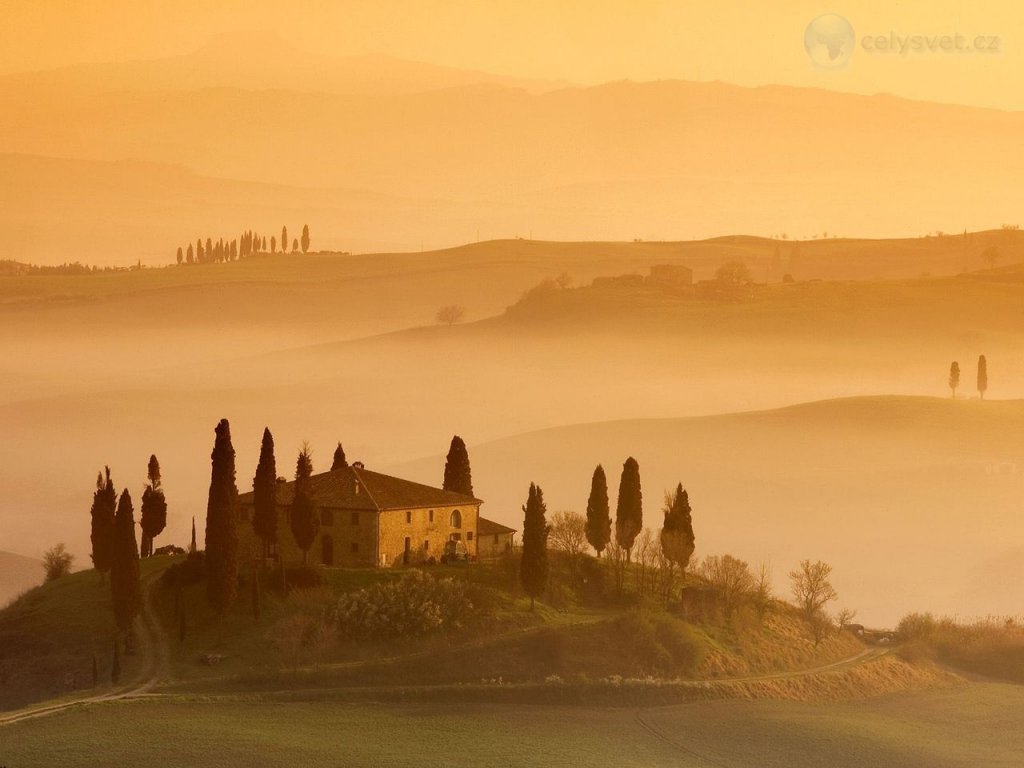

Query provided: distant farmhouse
[592,264,693,292]
[237,462,514,567]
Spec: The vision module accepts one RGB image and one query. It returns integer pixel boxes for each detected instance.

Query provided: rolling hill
[0,551,42,607]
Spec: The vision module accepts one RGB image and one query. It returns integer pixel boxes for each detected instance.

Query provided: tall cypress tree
[301,224,310,253]
[331,442,348,470]
[110,489,141,645]
[442,435,474,497]
[661,483,695,576]
[290,446,319,565]
[615,457,643,561]
[140,455,168,557]
[585,464,611,557]
[90,467,116,580]
[949,361,961,399]
[978,355,988,399]
[281,226,288,254]
[205,419,239,621]
[252,428,278,560]
[520,483,549,610]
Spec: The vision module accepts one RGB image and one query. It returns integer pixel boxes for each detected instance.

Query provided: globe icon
[804,14,855,69]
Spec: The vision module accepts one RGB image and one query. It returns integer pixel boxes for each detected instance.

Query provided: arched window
[450,509,462,528]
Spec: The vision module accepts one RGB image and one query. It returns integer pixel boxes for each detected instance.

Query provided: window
[450,509,462,528]
[351,512,359,525]
[429,509,434,523]
[321,509,334,526]
[423,540,430,552]
[467,531,474,541]
[350,542,359,553]
[406,510,412,524]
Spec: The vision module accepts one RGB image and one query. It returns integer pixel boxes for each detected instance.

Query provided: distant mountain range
[2,37,1023,263]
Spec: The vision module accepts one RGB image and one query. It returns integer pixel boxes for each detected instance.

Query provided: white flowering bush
[334,570,475,638]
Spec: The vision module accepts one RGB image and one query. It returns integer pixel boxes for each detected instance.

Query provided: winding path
[0,569,169,727]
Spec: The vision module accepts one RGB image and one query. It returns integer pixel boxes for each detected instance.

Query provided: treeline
[175,224,311,265]
[0,260,129,277]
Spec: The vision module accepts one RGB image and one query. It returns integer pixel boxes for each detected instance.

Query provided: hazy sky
[5,0,1020,110]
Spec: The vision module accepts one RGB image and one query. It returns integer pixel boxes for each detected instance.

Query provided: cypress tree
[520,483,549,610]
[949,361,961,399]
[615,457,643,561]
[110,489,142,644]
[281,226,288,254]
[271,236,277,254]
[90,467,116,580]
[978,355,988,399]
[176,246,183,265]
[661,483,696,576]
[290,446,319,565]
[205,419,239,623]
[252,428,278,560]
[252,568,262,623]
[331,442,348,470]
[189,516,197,554]
[111,640,121,684]
[292,238,299,252]
[186,243,194,264]
[140,455,168,557]
[301,224,310,253]
[585,464,611,557]
[442,435,474,497]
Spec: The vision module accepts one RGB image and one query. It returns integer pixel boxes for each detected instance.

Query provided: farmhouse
[476,517,516,560]
[237,462,506,568]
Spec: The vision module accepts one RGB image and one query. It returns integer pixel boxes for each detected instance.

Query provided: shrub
[614,611,707,677]
[266,565,323,593]
[897,612,938,641]
[333,570,476,639]
[159,552,205,589]
[42,544,74,582]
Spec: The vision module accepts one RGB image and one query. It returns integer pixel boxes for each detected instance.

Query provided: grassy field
[2,683,1021,767]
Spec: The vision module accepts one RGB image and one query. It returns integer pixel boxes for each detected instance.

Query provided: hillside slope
[0,551,42,607]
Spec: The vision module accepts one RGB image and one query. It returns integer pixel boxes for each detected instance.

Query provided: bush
[159,552,205,590]
[266,565,323,593]
[333,570,477,639]
[613,611,707,677]
[42,544,74,582]
[897,612,938,641]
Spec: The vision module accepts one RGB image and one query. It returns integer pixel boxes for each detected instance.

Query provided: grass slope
[0,551,42,608]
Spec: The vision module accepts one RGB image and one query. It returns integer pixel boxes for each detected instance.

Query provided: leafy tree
[660,483,695,575]
[698,554,755,617]
[520,483,549,609]
[715,261,752,287]
[978,355,988,399]
[89,467,116,580]
[435,305,467,325]
[442,435,474,496]
[110,489,142,644]
[292,238,299,252]
[615,457,643,561]
[789,559,838,620]
[42,543,74,582]
[949,361,961,399]
[584,465,611,557]
[301,224,310,253]
[331,441,348,470]
[139,455,168,557]
[548,510,587,558]
[290,445,320,565]
[252,427,278,559]
[205,419,239,622]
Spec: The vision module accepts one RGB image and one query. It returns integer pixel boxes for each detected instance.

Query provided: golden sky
[4,0,1020,110]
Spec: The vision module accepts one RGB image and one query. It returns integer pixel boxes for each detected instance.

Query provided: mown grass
[2,683,1021,768]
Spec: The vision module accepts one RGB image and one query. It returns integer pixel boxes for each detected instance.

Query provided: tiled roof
[237,464,481,511]
[477,517,516,535]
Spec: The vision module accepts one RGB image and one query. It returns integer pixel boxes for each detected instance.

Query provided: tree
[301,224,310,253]
[270,236,277,254]
[584,465,611,557]
[836,607,857,634]
[442,435,474,497]
[435,305,467,326]
[176,246,183,265]
[715,261,752,287]
[789,559,838,620]
[978,355,988,399]
[981,245,1000,269]
[290,445,319,565]
[186,243,194,264]
[615,457,643,561]
[949,361,961,399]
[139,455,168,557]
[42,543,74,582]
[89,468,116,580]
[520,483,549,610]
[292,238,299,252]
[331,442,348,470]
[205,419,239,623]
[189,516,197,554]
[548,510,587,558]
[281,226,288,254]
[660,483,695,576]
[252,428,278,560]
[699,554,755,617]
[110,489,141,645]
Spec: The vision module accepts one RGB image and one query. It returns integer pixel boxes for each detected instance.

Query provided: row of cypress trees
[174,225,311,265]
[949,354,988,399]
[519,457,697,608]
